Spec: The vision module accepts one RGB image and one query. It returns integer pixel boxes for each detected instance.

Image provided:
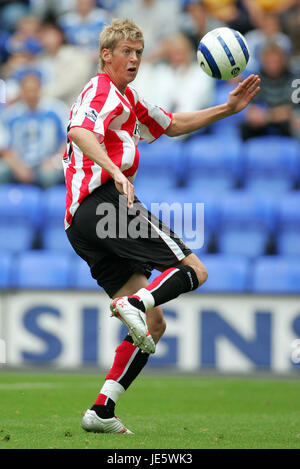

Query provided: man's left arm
[165,74,260,137]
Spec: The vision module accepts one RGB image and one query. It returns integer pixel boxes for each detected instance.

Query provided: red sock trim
[105,340,137,382]
[145,267,177,292]
[93,393,108,406]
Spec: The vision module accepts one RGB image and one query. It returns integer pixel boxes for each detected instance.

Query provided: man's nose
[130,51,138,61]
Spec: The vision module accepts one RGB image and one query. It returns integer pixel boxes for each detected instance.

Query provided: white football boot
[81,409,133,434]
[110,297,156,354]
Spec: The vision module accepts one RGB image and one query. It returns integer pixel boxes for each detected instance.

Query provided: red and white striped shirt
[63,73,172,229]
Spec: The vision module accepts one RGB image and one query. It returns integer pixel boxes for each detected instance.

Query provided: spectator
[179,0,224,48]
[0,14,43,103]
[58,0,110,53]
[4,14,42,57]
[245,0,296,15]
[0,1,30,33]
[240,43,295,140]
[133,33,215,122]
[1,48,38,104]
[245,12,292,73]
[114,0,181,56]
[201,0,253,34]
[281,0,300,73]
[96,0,122,9]
[0,28,10,64]
[0,72,68,187]
[35,22,94,106]
[30,0,76,18]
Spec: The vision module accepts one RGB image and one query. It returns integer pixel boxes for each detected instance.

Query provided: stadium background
[0,0,300,375]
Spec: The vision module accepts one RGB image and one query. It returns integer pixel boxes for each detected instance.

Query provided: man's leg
[93,253,207,419]
[115,253,207,316]
[89,273,166,423]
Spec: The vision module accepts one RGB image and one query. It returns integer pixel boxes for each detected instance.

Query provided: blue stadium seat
[276,192,300,256]
[278,192,300,228]
[252,256,300,294]
[135,138,182,190]
[14,251,72,289]
[219,191,276,231]
[71,258,101,290]
[218,228,268,258]
[41,225,73,252]
[277,230,300,256]
[0,184,42,228]
[244,137,299,192]
[0,251,13,288]
[0,222,35,253]
[198,254,250,293]
[218,191,275,257]
[42,185,67,226]
[183,135,243,191]
[134,172,174,192]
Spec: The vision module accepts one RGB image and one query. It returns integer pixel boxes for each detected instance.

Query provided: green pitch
[0,371,300,449]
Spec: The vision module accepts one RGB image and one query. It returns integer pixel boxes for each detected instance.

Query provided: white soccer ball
[197,27,250,80]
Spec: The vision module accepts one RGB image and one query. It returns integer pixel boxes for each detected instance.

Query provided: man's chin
[126,70,138,81]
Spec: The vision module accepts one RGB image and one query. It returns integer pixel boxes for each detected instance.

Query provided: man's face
[103,39,144,87]
[21,74,41,108]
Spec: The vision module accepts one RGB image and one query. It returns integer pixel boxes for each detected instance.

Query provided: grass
[0,371,300,449]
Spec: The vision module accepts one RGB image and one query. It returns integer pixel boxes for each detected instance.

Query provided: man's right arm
[68,126,134,208]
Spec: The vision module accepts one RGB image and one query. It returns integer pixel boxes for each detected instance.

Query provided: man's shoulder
[93,73,114,93]
[77,74,112,104]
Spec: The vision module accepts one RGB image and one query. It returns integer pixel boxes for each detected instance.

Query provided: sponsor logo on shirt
[133,122,140,137]
[85,109,98,122]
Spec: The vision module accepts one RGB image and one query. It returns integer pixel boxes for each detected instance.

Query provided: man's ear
[101,48,112,65]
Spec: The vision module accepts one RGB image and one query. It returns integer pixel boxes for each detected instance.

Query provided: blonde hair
[99,18,144,71]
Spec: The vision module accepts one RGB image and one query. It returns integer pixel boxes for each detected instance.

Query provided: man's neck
[102,68,127,95]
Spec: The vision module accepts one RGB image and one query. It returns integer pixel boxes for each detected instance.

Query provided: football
[197,27,250,80]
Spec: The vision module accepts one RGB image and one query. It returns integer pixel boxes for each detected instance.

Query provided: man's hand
[227,74,261,114]
[112,168,135,209]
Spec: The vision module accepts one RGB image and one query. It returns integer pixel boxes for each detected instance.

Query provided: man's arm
[1,148,34,183]
[166,74,260,137]
[68,126,134,207]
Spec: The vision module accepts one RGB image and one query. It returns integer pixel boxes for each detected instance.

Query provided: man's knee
[180,254,208,287]
[194,264,208,286]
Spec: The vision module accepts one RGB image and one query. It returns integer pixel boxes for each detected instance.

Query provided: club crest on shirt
[85,109,98,122]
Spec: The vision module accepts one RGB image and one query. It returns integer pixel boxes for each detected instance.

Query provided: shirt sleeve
[70,80,123,143]
[128,86,173,143]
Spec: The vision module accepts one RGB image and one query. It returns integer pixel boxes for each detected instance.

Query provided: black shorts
[66,180,192,297]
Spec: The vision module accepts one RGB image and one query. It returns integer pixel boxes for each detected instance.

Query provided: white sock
[100,379,125,404]
[135,287,155,310]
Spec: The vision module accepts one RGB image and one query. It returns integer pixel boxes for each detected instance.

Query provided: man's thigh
[112,271,149,298]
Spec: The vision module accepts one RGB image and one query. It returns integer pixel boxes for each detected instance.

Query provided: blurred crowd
[0,0,299,188]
